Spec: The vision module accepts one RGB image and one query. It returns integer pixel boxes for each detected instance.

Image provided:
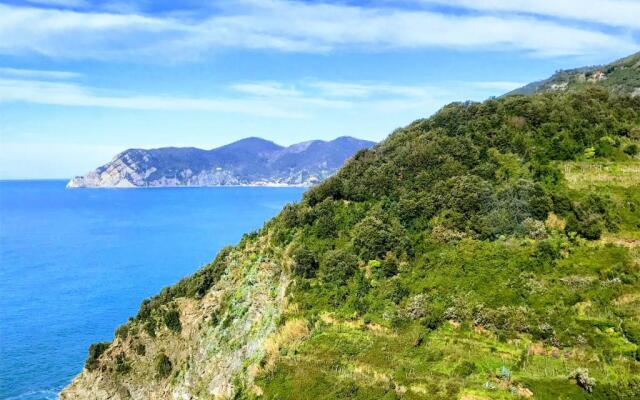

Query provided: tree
[321,249,358,285]
[352,212,406,261]
[291,246,319,278]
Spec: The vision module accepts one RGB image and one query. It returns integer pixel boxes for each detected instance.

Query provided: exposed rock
[61,237,292,399]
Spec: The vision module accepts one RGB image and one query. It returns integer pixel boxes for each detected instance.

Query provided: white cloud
[417,0,640,29]
[0,1,636,60]
[231,82,302,97]
[0,67,82,80]
[307,81,435,98]
[0,76,521,119]
[0,78,309,118]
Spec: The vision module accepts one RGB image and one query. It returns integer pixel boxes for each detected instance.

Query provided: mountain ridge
[507,51,640,96]
[67,136,375,188]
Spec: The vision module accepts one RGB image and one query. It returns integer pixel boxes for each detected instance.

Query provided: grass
[562,161,640,189]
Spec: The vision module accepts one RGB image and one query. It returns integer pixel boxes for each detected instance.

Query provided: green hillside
[62,58,640,400]
[509,52,640,96]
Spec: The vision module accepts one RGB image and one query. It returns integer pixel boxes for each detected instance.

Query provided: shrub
[144,318,157,337]
[320,249,358,285]
[454,361,477,377]
[155,353,172,378]
[622,320,640,345]
[373,252,399,278]
[164,309,182,333]
[569,368,595,393]
[115,324,129,340]
[291,247,319,278]
[115,353,130,374]
[134,343,146,356]
[352,212,406,261]
[566,213,604,240]
[522,218,547,239]
[85,342,110,371]
[624,143,639,156]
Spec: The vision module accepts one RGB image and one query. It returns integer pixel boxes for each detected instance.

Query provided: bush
[134,343,146,356]
[144,318,157,337]
[291,247,319,278]
[566,213,604,240]
[115,324,129,340]
[622,320,640,345]
[85,342,110,371]
[373,252,399,278]
[454,361,477,377]
[352,212,406,261]
[320,249,358,285]
[569,368,595,393]
[522,218,547,239]
[164,309,182,333]
[155,353,172,378]
[115,353,130,374]
[624,143,639,156]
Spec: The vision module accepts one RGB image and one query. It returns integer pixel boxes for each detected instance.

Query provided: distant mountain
[508,51,640,96]
[67,136,376,188]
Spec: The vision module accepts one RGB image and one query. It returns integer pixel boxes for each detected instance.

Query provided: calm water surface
[0,180,304,399]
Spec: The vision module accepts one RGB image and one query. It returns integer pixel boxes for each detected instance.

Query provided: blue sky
[0,0,638,178]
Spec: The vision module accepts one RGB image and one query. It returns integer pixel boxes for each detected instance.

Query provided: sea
[0,180,305,400]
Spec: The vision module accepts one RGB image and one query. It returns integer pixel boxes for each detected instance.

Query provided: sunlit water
[0,181,304,399]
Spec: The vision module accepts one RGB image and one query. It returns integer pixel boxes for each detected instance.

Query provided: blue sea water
[0,180,304,400]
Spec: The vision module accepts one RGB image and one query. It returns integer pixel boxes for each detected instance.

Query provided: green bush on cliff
[85,342,110,371]
[155,353,172,379]
[163,309,182,333]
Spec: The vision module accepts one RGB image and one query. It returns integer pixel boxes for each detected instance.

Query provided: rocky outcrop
[61,236,292,399]
[67,136,375,188]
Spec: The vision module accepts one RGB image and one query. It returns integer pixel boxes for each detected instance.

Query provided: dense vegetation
[81,59,640,399]
[251,85,640,399]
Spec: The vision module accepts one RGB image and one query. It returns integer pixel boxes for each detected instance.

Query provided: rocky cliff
[67,137,375,188]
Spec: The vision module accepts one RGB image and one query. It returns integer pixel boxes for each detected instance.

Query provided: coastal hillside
[67,136,375,188]
[62,55,640,399]
[508,52,640,96]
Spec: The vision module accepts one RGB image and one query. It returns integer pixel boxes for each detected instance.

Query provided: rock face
[67,136,375,188]
[61,238,291,399]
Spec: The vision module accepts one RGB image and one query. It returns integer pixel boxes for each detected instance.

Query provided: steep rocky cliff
[67,137,375,188]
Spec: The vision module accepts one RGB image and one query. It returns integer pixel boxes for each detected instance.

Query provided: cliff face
[67,137,375,188]
[62,236,292,399]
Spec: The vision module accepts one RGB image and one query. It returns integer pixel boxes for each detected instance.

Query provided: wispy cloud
[0,78,308,118]
[0,67,83,80]
[231,82,302,97]
[0,1,636,60]
[0,75,522,118]
[417,0,640,29]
